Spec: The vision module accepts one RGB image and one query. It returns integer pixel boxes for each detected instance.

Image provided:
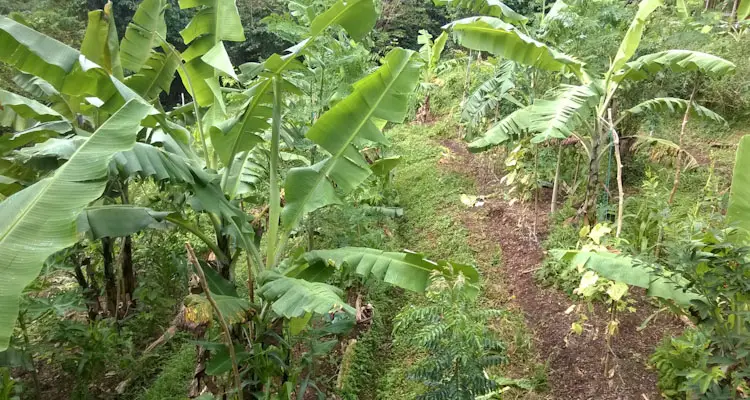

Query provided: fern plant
[393,273,507,400]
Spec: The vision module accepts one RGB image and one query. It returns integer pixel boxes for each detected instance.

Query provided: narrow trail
[438,138,683,400]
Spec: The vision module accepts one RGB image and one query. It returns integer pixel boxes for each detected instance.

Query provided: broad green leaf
[178,0,245,106]
[11,73,59,101]
[468,106,534,152]
[0,17,157,117]
[80,4,124,80]
[0,16,79,90]
[543,0,569,25]
[217,0,378,172]
[184,293,251,324]
[258,271,354,318]
[210,101,269,166]
[676,0,689,18]
[622,97,726,125]
[201,42,238,80]
[370,156,401,177]
[448,17,585,80]
[120,0,168,72]
[77,205,170,239]
[281,48,421,232]
[461,60,515,127]
[0,89,63,122]
[296,247,480,292]
[609,0,663,75]
[739,0,750,20]
[0,99,150,351]
[727,136,750,236]
[0,122,71,154]
[309,0,376,41]
[614,50,736,82]
[17,136,209,185]
[434,0,528,24]
[556,250,702,306]
[201,265,239,296]
[125,50,181,100]
[529,83,599,143]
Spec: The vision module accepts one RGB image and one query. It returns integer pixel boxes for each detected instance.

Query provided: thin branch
[185,243,243,400]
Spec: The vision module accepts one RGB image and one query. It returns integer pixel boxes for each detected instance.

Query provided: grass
[138,343,196,400]
[357,116,547,399]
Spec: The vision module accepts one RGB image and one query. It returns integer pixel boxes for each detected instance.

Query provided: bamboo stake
[185,243,243,399]
[607,109,625,238]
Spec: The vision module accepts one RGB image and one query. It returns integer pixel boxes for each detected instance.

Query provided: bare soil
[438,139,684,400]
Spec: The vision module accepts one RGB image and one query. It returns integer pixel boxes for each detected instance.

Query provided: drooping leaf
[11,73,59,101]
[77,205,170,239]
[370,156,402,177]
[614,50,736,82]
[184,293,251,324]
[554,250,702,306]
[281,48,421,232]
[120,0,169,72]
[622,97,726,125]
[0,17,156,116]
[529,83,599,143]
[467,105,534,152]
[296,247,480,292]
[727,135,750,236]
[0,89,63,122]
[461,60,516,127]
[258,271,354,318]
[201,265,239,297]
[434,0,528,24]
[0,122,71,154]
[0,99,150,351]
[609,0,663,75]
[447,16,585,80]
[632,135,699,170]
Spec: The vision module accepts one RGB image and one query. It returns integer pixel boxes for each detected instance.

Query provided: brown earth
[438,139,684,400]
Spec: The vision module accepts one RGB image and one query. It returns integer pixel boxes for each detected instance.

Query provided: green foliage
[727,135,750,238]
[139,343,196,400]
[652,230,750,398]
[620,171,668,255]
[393,275,507,400]
[0,100,150,351]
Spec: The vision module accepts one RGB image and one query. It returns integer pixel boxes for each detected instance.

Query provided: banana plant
[415,29,449,121]
[447,0,735,222]
[0,5,480,399]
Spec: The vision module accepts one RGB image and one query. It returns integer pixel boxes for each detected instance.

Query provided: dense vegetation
[0,0,749,398]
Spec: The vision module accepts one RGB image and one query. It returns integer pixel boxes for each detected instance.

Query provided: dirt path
[439,139,683,400]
